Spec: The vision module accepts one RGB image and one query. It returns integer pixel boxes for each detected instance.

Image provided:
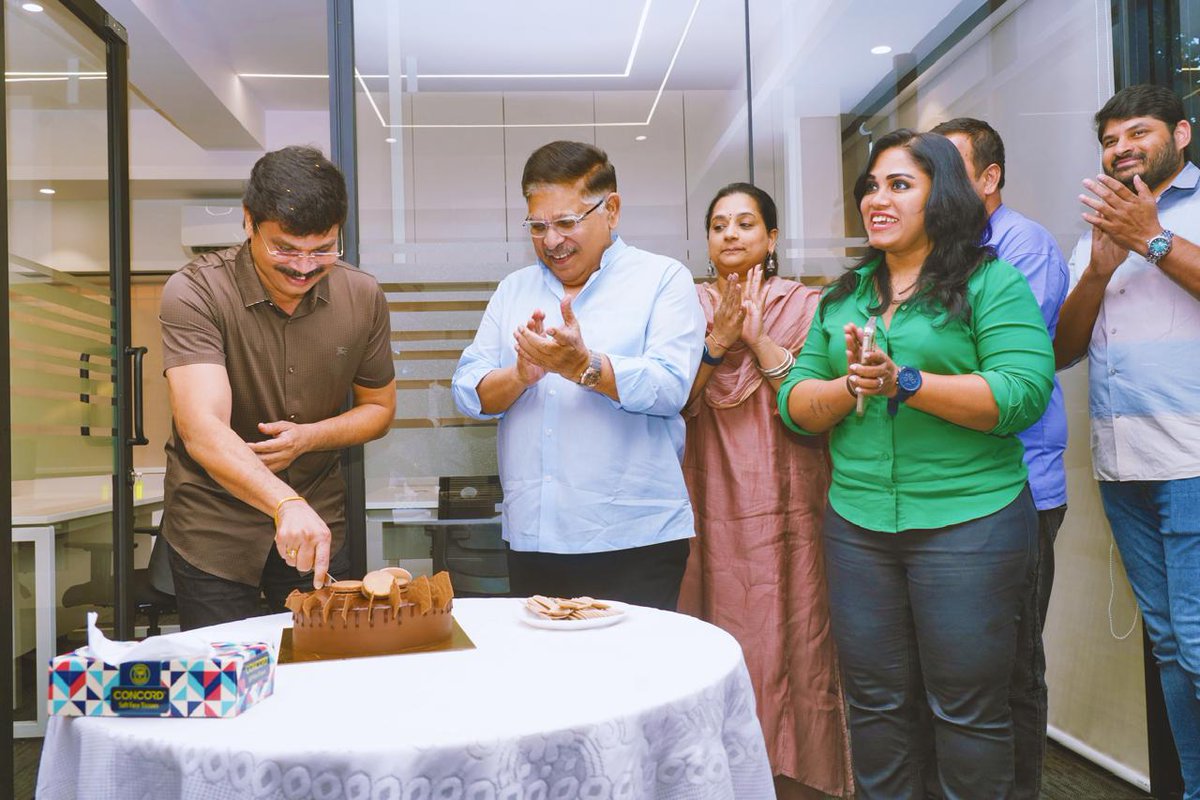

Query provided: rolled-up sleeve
[607,263,705,417]
[452,287,508,420]
[777,304,837,435]
[972,266,1055,436]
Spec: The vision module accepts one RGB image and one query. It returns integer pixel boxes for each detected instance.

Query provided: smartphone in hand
[856,315,877,417]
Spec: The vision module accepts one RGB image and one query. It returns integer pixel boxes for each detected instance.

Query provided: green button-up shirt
[778,258,1053,533]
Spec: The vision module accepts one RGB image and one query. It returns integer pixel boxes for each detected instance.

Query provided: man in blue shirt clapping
[453,141,706,610]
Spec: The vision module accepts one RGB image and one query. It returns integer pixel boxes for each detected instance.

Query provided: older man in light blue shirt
[1056,85,1200,799]
[453,140,705,610]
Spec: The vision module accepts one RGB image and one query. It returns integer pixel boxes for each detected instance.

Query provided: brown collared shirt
[160,243,394,584]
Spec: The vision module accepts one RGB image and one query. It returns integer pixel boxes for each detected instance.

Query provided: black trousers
[167,538,351,631]
[506,538,690,611]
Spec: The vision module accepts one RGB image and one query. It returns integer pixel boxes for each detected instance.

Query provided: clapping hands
[514,296,590,381]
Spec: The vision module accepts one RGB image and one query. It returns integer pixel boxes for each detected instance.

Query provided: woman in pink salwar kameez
[679,183,852,799]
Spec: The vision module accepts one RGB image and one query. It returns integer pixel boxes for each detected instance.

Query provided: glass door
[4,0,134,745]
[343,0,751,581]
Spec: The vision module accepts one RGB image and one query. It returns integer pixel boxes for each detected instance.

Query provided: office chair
[429,476,508,597]
[61,518,177,638]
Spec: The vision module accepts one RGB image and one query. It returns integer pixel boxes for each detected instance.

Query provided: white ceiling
[6,0,979,150]
[171,1,975,128]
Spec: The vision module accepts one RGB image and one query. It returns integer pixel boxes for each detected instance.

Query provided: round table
[37,598,773,799]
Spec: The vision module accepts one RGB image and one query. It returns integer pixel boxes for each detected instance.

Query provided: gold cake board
[278,619,476,665]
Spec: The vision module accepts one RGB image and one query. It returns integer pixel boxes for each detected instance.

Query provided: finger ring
[878,377,884,389]
[287,548,297,559]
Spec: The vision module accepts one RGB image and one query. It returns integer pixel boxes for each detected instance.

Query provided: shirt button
[545,428,552,436]
[1119,289,1126,294]
[1109,368,1117,375]
[288,366,296,374]
[288,414,297,421]
[1110,328,1117,335]
[549,389,557,396]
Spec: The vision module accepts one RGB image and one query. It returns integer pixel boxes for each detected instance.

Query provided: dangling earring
[765,250,779,277]
[707,259,716,278]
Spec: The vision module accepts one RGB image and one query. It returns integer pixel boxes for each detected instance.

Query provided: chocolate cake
[284,568,454,657]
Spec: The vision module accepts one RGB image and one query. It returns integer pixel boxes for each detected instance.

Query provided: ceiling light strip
[241,0,653,83]
[640,0,701,124]
[5,71,105,77]
[623,0,654,75]
[378,0,699,130]
[356,68,389,129]
[6,76,107,83]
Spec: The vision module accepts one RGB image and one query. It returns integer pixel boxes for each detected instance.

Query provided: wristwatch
[887,366,923,417]
[1145,229,1174,265]
[577,351,602,388]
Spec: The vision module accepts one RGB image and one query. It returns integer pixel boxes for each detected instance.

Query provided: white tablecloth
[37,598,773,799]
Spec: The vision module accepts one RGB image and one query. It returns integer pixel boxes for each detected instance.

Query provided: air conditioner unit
[181,203,244,256]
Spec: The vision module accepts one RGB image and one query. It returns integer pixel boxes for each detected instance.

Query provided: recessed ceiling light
[39,187,55,195]
[384,137,397,144]
[871,45,893,55]
[22,3,44,12]
[635,135,647,141]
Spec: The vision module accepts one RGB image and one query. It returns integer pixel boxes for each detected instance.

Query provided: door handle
[126,345,149,446]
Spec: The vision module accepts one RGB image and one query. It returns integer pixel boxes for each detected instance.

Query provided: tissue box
[48,641,274,718]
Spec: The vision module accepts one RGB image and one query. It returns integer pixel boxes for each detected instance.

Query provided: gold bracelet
[706,333,733,352]
[273,495,305,526]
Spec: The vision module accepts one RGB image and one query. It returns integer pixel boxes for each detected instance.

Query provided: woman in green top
[778,129,1054,799]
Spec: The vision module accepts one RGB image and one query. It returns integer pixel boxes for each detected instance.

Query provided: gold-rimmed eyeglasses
[260,233,343,264]
[522,196,608,238]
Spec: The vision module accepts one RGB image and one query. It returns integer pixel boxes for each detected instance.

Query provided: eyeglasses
[260,232,343,263]
[522,196,608,238]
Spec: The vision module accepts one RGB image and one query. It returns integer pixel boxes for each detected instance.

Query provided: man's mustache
[275,265,321,279]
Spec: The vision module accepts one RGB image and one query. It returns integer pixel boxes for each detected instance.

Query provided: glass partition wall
[5,0,134,745]
[349,0,752,580]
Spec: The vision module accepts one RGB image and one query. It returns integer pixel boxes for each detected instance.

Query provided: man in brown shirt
[160,146,395,629]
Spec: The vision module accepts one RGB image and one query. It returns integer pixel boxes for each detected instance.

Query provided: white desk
[37,598,774,799]
[365,480,501,577]
[10,469,165,737]
[11,469,165,527]
[364,480,438,573]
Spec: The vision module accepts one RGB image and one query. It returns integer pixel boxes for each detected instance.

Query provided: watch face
[898,367,921,392]
[1148,236,1171,259]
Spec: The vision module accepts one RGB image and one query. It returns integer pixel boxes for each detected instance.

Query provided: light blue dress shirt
[1067,161,1200,481]
[987,203,1070,510]
[452,237,706,554]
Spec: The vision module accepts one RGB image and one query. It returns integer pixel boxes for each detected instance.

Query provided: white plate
[517,599,629,631]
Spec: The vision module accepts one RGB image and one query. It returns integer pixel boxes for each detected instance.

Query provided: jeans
[1010,504,1066,800]
[824,487,1036,800]
[168,539,352,630]
[1099,478,1200,800]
